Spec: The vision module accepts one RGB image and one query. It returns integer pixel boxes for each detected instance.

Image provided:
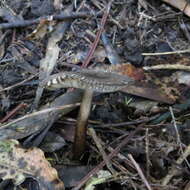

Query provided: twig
[169,107,181,145]
[0,103,27,123]
[0,73,38,93]
[143,64,190,71]
[161,144,190,185]
[98,133,136,171]
[96,114,160,128]
[142,49,190,56]
[88,128,115,174]
[145,128,150,178]
[90,143,132,175]
[128,154,152,190]
[0,12,98,29]
[73,1,113,159]
[82,1,112,67]
[106,142,135,170]
[169,107,190,168]
[0,103,80,128]
[72,125,142,190]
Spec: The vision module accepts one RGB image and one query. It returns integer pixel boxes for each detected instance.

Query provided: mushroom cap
[44,69,134,92]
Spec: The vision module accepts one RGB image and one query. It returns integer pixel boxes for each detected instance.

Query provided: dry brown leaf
[108,63,145,80]
[0,139,64,190]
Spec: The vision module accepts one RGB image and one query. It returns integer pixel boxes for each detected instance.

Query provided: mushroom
[44,68,134,159]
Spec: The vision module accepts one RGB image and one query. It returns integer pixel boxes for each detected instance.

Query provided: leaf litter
[0,0,190,189]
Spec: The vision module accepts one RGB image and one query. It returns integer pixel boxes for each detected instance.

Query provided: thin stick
[162,144,190,185]
[128,154,152,190]
[72,125,142,190]
[0,12,98,29]
[145,129,150,178]
[0,103,80,129]
[0,103,27,123]
[142,49,190,56]
[88,128,115,174]
[0,73,38,93]
[97,114,159,128]
[143,64,190,71]
[169,107,190,169]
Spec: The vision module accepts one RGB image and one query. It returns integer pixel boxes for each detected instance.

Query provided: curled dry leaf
[0,139,64,190]
[108,63,145,81]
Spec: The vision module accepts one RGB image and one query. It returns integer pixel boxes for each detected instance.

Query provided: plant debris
[0,139,64,190]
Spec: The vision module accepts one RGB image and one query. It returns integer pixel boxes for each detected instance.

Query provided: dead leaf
[40,131,66,152]
[0,139,64,190]
[121,82,175,104]
[91,63,145,81]
[0,90,83,140]
[33,6,72,108]
[109,63,145,80]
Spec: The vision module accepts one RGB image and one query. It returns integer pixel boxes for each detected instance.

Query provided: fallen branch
[0,11,98,29]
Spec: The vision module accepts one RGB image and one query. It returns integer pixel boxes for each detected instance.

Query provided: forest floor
[0,0,190,190]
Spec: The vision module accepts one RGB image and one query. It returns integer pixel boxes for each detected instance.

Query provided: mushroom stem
[73,89,93,159]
